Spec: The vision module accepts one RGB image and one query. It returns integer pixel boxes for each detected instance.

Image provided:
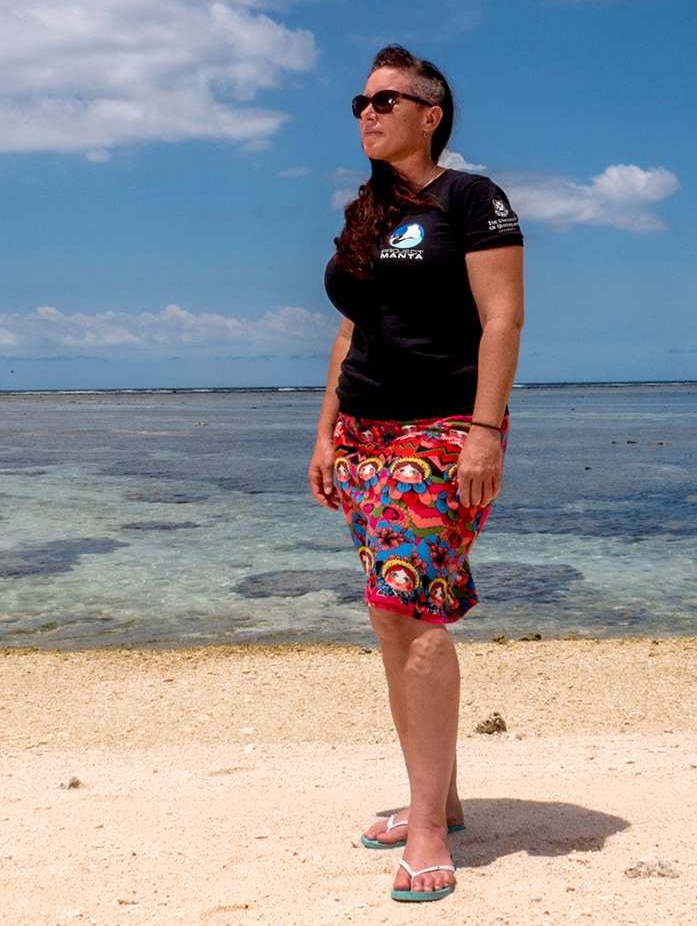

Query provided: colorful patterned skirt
[332,411,508,624]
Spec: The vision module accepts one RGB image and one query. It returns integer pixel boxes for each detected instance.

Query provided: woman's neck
[390,152,442,190]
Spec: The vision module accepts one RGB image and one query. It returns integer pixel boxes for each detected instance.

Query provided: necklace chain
[418,165,443,191]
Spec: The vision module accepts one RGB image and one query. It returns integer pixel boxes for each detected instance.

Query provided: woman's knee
[404,625,454,678]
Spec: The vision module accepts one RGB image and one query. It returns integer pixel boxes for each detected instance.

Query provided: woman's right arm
[307,318,354,510]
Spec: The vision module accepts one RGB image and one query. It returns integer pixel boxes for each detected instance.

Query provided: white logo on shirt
[388,223,425,248]
[379,249,423,260]
[492,198,509,218]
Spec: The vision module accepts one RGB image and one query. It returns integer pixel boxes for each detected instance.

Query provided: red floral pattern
[332,411,509,623]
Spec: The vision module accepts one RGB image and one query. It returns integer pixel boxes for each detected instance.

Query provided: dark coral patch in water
[0,538,129,578]
[232,569,363,605]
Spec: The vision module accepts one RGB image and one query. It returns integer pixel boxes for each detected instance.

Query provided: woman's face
[357,66,439,164]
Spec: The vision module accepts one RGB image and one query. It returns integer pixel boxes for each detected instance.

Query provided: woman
[308,44,524,903]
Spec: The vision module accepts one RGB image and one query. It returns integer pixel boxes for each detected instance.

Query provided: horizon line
[1,378,696,396]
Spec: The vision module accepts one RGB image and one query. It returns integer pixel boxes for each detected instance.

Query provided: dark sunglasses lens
[352,95,369,118]
[371,91,397,113]
[352,91,399,117]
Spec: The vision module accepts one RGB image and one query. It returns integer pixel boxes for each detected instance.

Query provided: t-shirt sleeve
[458,177,524,253]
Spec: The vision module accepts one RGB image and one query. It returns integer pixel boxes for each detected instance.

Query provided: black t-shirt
[324,169,524,419]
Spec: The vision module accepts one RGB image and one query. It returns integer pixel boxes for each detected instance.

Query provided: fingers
[307,462,339,511]
[479,474,500,508]
[458,482,481,509]
[457,473,501,509]
[455,436,503,509]
[322,467,335,499]
[321,461,340,509]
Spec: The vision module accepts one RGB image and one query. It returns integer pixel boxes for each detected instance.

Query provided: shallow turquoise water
[0,385,695,649]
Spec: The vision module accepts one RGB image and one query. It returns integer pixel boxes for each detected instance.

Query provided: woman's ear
[424,105,443,134]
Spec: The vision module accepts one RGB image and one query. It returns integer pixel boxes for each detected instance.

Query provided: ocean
[1,384,695,650]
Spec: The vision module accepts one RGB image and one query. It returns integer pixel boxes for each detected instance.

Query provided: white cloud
[0,303,335,353]
[590,164,677,203]
[0,0,316,155]
[507,164,679,232]
[438,148,486,172]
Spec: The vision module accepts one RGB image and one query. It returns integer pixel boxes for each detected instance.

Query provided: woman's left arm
[456,244,524,508]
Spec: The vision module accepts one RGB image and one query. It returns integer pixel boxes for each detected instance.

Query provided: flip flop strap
[385,814,408,832]
[399,859,456,879]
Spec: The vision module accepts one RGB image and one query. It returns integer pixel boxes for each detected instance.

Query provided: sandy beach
[2,636,697,925]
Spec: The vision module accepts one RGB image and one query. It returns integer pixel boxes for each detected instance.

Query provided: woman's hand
[456,428,504,509]
[308,435,340,510]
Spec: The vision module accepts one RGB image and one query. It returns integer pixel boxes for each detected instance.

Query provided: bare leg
[369,607,460,893]
[363,608,462,844]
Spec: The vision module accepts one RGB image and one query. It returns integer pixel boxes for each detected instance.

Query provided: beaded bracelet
[470,420,502,433]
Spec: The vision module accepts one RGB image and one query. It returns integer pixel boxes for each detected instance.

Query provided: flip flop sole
[391,884,455,903]
[361,822,465,850]
[361,834,406,849]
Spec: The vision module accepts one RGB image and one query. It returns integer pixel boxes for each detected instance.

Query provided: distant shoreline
[1,380,696,397]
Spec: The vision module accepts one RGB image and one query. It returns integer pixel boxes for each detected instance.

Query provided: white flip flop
[360,813,408,849]
[391,858,456,902]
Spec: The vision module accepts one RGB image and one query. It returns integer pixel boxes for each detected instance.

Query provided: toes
[409,874,429,893]
[410,872,454,894]
[365,819,389,839]
[393,870,412,892]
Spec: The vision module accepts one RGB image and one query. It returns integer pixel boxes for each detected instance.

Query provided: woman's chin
[362,139,388,159]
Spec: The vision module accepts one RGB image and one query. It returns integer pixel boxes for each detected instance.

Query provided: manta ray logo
[388,223,425,249]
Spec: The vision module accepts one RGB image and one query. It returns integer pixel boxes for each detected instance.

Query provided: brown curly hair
[334,45,455,279]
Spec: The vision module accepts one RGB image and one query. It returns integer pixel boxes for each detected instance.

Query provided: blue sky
[0,0,695,389]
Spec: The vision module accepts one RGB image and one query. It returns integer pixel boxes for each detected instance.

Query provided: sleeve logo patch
[492,198,509,218]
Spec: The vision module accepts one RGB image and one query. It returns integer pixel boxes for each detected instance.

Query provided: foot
[392,823,455,896]
[363,804,464,847]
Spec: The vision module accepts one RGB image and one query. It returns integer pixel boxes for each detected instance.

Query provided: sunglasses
[351,89,436,119]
